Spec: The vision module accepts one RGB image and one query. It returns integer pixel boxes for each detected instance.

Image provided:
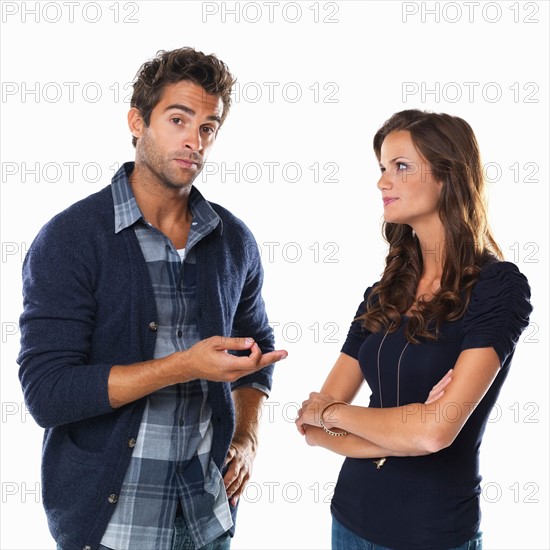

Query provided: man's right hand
[108,337,287,409]
[180,336,287,383]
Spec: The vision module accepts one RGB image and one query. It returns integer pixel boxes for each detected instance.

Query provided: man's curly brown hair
[130,47,236,147]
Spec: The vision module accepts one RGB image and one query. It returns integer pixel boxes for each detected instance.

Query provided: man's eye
[202,126,215,135]
[171,117,182,124]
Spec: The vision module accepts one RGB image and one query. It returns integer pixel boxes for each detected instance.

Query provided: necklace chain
[374,330,410,469]
[377,332,410,408]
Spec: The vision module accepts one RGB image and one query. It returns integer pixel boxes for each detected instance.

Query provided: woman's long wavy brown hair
[360,110,503,342]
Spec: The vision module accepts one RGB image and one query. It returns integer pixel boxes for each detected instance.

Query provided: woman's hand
[295,392,341,435]
[425,369,453,404]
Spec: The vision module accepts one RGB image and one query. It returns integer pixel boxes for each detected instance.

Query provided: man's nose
[182,127,202,152]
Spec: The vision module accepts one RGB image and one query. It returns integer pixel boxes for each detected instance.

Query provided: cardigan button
[148,321,158,332]
[108,493,118,504]
[128,437,136,448]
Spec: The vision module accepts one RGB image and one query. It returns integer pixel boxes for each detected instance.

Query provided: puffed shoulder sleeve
[461,261,532,366]
[340,285,376,360]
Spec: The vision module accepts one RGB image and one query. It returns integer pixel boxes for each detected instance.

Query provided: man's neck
[129,163,193,249]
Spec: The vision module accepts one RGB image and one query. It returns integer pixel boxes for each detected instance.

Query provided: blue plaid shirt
[101,166,261,549]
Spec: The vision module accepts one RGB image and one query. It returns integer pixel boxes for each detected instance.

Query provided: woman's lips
[383,197,398,206]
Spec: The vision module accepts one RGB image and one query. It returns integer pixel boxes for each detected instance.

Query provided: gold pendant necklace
[373,331,410,469]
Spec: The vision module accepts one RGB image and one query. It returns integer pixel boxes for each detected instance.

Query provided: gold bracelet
[320,401,349,436]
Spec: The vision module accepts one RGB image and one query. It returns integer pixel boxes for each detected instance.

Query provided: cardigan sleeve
[229,225,275,394]
[17,213,114,429]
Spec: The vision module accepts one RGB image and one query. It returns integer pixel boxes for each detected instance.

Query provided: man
[17,47,287,550]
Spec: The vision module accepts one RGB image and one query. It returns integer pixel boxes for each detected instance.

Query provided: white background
[1,1,548,549]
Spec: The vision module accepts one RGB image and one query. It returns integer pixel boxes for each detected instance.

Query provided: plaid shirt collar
[111,162,222,235]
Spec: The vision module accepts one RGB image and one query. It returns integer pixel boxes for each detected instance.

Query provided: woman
[296,110,532,550]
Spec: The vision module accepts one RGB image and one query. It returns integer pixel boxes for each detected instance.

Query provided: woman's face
[377,130,443,229]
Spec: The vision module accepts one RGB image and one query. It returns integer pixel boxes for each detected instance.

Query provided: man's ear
[128,107,144,139]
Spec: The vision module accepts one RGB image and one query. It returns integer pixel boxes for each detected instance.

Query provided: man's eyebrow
[164,103,221,124]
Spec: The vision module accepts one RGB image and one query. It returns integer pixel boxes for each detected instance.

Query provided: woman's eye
[396,162,408,171]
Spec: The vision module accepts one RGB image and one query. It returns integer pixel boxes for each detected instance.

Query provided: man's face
[130,81,224,190]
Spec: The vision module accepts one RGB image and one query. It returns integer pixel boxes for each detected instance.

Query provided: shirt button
[148,321,158,332]
[108,493,118,504]
[177,330,183,337]
[179,419,184,426]
[128,437,136,448]
[83,546,92,550]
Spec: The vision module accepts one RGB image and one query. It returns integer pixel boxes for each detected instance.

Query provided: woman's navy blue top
[332,261,532,550]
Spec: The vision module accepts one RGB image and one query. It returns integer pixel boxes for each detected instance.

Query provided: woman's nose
[377,173,391,190]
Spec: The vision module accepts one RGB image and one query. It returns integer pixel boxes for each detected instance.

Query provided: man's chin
[162,180,194,191]
[162,171,199,190]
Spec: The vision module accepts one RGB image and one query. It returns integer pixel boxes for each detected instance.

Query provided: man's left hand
[223,439,255,506]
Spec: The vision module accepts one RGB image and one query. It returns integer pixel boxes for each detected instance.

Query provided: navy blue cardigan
[17,183,275,550]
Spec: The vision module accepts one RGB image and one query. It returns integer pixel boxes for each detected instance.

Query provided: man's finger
[224,463,238,489]
[227,470,249,502]
[257,349,288,367]
[214,336,256,352]
[224,348,288,374]
[225,469,243,497]
[224,446,236,466]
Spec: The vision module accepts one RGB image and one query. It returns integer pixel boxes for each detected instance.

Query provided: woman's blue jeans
[332,516,482,550]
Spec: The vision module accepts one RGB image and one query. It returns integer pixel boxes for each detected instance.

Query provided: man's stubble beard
[138,135,203,191]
